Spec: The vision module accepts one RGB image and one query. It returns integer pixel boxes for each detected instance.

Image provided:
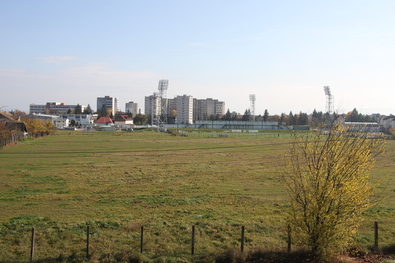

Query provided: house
[95,117,114,126]
[0,112,27,133]
[0,112,28,146]
[0,111,16,122]
[343,122,381,133]
[380,116,395,129]
[114,115,133,129]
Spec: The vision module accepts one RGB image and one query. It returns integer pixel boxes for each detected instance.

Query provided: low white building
[114,115,133,128]
[380,116,395,129]
[30,102,86,114]
[54,119,70,129]
[344,122,381,132]
[58,114,95,127]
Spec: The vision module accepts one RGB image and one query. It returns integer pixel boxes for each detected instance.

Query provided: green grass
[0,130,394,262]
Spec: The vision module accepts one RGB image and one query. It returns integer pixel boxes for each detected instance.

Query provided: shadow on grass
[4,246,395,263]
[197,248,315,263]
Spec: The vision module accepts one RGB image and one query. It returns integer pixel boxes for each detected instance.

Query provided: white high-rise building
[175,95,193,124]
[144,94,161,124]
[216,101,225,116]
[125,101,139,116]
[97,96,119,115]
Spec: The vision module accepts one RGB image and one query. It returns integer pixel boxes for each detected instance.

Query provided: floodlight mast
[323,86,334,114]
[249,94,256,121]
[157,80,169,127]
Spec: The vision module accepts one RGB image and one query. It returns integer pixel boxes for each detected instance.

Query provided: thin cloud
[0,63,167,111]
[38,56,79,64]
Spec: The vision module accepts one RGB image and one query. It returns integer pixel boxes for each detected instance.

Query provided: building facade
[193,98,225,121]
[58,114,95,127]
[97,96,119,115]
[175,95,193,124]
[144,95,161,124]
[30,102,86,114]
[144,93,225,124]
[125,101,139,116]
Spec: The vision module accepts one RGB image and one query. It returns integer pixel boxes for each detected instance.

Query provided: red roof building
[95,116,114,125]
[114,115,133,128]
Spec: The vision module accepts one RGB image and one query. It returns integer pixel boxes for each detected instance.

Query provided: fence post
[30,227,35,263]
[241,226,245,253]
[86,226,90,259]
[191,225,195,255]
[140,226,144,253]
[374,222,379,251]
[287,224,291,253]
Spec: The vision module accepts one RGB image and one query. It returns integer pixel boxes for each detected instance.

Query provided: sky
[1,0,395,116]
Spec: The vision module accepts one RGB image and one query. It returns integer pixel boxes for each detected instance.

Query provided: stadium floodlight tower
[249,94,256,121]
[158,79,169,127]
[323,86,334,114]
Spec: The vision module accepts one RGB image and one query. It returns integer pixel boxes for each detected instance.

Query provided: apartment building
[144,95,161,118]
[193,98,225,121]
[30,102,86,114]
[144,92,225,124]
[97,96,119,115]
[125,101,139,116]
[175,95,193,124]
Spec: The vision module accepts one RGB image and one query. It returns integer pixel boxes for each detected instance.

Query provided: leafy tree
[263,109,269,121]
[288,111,294,125]
[241,109,251,121]
[224,109,232,121]
[297,111,308,125]
[209,114,216,121]
[345,108,373,122]
[22,118,55,137]
[83,104,93,114]
[269,114,280,122]
[283,121,384,260]
[125,110,133,117]
[311,109,324,126]
[280,113,286,124]
[0,122,12,145]
[231,112,238,121]
[134,114,147,125]
[74,104,82,114]
[99,104,107,117]
[44,120,55,134]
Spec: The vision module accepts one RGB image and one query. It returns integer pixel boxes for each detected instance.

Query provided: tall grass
[0,130,394,262]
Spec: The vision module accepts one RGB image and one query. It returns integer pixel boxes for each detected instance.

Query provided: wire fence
[0,131,26,147]
[0,220,386,262]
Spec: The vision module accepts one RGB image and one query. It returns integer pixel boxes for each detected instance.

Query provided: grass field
[0,130,394,262]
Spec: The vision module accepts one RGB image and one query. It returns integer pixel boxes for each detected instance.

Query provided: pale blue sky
[1,0,394,115]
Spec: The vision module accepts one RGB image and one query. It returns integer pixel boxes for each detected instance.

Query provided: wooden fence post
[30,227,35,263]
[241,226,245,253]
[374,222,379,252]
[287,224,291,253]
[86,226,90,259]
[140,226,144,253]
[191,225,195,255]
